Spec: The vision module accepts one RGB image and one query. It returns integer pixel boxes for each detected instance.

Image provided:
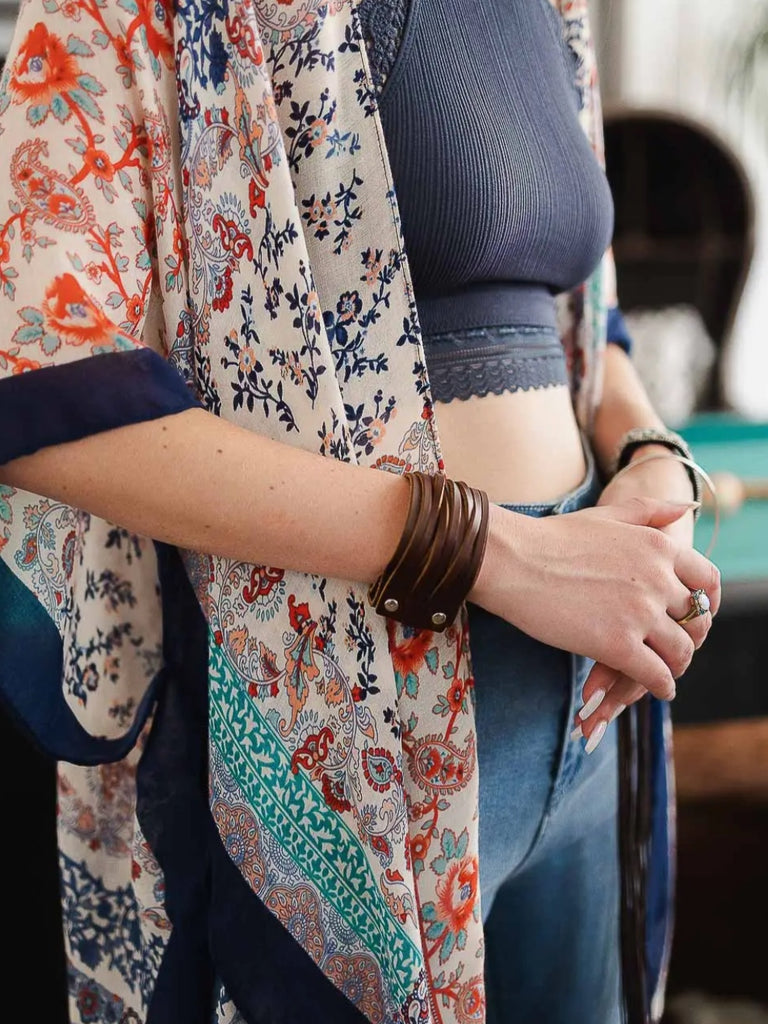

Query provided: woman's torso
[361,0,613,502]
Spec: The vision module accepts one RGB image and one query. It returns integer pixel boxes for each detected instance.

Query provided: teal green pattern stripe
[208,639,423,1005]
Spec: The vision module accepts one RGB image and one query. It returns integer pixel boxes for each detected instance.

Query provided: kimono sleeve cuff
[607,306,633,357]
[0,348,203,465]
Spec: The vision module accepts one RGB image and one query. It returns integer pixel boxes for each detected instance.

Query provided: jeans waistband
[498,436,601,517]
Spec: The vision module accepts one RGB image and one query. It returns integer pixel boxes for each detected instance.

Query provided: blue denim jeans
[468,443,622,1024]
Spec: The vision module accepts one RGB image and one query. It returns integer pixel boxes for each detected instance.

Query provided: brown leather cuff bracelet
[368,471,490,632]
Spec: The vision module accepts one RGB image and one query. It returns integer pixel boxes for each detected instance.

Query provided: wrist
[627,441,684,464]
[611,427,701,509]
[468,502,533,612]
[368,472,490,631]
[623,450,697,502]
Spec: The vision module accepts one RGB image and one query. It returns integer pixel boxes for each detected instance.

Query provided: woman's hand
[600,445,698,546]
[574,447,717,745]
[470,492,721,703]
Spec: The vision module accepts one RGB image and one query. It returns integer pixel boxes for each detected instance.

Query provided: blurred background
[592,3,768,1022]
[0,0,767,1021]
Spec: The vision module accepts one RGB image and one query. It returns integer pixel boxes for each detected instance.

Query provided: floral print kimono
[0,0,672,1021]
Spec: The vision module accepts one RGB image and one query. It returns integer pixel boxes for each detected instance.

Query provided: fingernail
[570,725,583,741]
[669,500,701,510]
[585,720,608,754]
[610,704,626,722]
[578,688,606,720]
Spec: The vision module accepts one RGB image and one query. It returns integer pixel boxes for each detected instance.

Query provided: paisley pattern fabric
[0,1,645,1023]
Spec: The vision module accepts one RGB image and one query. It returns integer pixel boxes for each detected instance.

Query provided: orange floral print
[128,0,174,68]
[42,273,115,347]
[307,118,327,147]
[8,24,80,105]
[0,0,616,1018]
[386,618,434,679]
[0,350,43,374]
[445,680,465,713]
[83,149,116,182]
[11,354,43,374]
[125,294,144,324]
[436,855,479,935]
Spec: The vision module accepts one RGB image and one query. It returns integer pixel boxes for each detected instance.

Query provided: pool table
[682,414,768,601]
[672,413,768,724]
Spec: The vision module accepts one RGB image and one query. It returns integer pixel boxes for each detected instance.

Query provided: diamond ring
[675,588,711,625]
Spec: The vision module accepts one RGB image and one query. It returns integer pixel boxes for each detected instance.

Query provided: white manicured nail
[570,725,583,741]
[611,704,626,722]
[578,688,606,721]
[585,720,608,755]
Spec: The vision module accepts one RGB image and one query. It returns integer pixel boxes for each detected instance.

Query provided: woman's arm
[0,407,412,587]
[0,403,718,702]
[576,344,714,738]
[592,343,697,513]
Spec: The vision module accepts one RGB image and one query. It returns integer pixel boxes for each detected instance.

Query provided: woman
[0,0,718,1022]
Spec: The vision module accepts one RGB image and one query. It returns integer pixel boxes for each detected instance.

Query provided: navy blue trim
[0,557,162,764]
[645,697,672,1009]
[607,306,633,356]
[139,544,216,1024]
[0,346,201,762]
[0,348,202,465]
[140,543,369,1024]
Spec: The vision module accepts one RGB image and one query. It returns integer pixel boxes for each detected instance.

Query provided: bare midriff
[433,385,587,506]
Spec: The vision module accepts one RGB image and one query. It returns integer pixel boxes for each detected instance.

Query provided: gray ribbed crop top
[359,0,615,340]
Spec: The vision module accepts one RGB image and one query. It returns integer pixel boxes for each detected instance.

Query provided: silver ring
[675,588,711,625]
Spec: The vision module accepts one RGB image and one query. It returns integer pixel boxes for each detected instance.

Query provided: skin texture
[0,345,718,709]
[433,383,588,504]
[472,494,718,700]
[575,345,717,738]
[574,451,714,740]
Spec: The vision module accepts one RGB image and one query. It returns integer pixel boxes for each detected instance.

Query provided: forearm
[592,344,697,506]
[0,408,410,585]
[0,389,719,700]
[591,344,666,471]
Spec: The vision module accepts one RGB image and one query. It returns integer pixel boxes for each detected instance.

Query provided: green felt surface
[680,414,768,582]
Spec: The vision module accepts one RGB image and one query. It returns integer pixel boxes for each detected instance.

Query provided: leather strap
[368,471,490,632]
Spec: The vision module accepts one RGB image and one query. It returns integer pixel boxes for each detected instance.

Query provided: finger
[573,674,649,754]
[646,618,696,680]
[600,496,700,529]
[576,675,647,737]
[668,578,712,648]
[679,612,711,650]
[668,595,712,650]
[674,548,722,616]
[572,663,629,731]
[617,643,677,701]
[671,585,720,622]
[576,661,621,720]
